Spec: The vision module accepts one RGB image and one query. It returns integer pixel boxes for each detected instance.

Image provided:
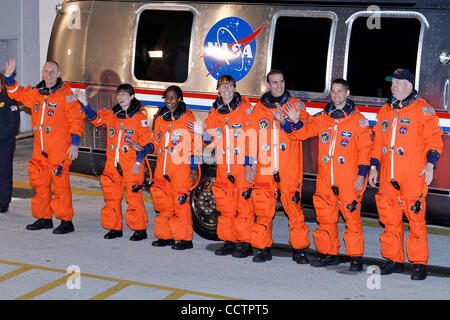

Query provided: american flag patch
[359,119,369,128]
[422,106,435,115]
[10,105,18,111]
[66,94,77,103]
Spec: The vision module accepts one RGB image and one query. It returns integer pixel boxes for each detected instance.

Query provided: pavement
[0,137,449,303]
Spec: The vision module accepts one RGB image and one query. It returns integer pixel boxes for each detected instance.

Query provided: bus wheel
[190,176,219,241]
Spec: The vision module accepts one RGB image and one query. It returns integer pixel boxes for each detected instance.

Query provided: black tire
[190,176,220,241]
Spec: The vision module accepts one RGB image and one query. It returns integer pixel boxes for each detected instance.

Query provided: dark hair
[116,83,141,109]
[163,85,183,101]
[0,73,6,94]
[266,69,284,83]
[216,75,236,89]
[331,78,350,91]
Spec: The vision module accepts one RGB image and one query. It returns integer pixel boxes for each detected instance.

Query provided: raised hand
[187,120,205,136]
[5,58,16,77]
[74,88,88,106]
[270,102,286,125]
[285,102,301,123]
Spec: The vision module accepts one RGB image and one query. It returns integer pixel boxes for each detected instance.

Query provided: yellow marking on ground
[15,274,71,300]
[13,181,153,202]
[163,290,188,300]
[0,259,239,300]
[90,281,131,300]
[0,266,31,283]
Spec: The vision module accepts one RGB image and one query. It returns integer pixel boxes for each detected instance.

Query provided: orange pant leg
[312,193,340,255]
[212,178,237,243]
[49,160,74,221]
[28,158,52,219]
[124,181,148,231]
[100,168,124,231]
[250,180,276,249]
[375,188,405,263]
[279,184,310,250]
[171,187,193,241]
[339,191,364,257]
[403,192,429,265]
[151,182,175,240]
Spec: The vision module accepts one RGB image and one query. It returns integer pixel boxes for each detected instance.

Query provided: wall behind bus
[0,0,60,133]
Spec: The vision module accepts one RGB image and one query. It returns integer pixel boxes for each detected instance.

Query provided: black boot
[104,229,123,239]
[252,247,272,263]
[349,256,363,272]
[214,241,236,256]
[232,242,253,258]
[130,230,147,241]
[292,249,309,264]
[380,259,405,275]
[311,254,340,267]
[0,206,8,213]
[171,240,193,250]
[53,220,75,234]
[152,238,175,247]
[26,218,53,230]
[411,264,427,280]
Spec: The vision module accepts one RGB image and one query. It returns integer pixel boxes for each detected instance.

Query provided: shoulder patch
[359,119,369,128]
[65,94,77,103]
[295,102,306,109]
[422,106,435,115]
[141,119,150,127]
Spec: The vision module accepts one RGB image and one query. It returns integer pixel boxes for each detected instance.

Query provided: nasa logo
[203,17,265,81]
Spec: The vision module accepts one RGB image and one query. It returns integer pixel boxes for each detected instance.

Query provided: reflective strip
[225,118,231,175]
[328,121,338,186]
[273,120,278,174]
[8,84,19,93]
[389,111,399,181]
[114,123,124,167]
[163,125,171,176]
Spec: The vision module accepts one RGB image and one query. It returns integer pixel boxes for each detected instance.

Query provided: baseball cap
[385,68,415,86]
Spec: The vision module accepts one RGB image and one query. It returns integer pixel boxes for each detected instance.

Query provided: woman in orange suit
[74,84,152,241]
[188,75,255,258]
[150,86,198,250]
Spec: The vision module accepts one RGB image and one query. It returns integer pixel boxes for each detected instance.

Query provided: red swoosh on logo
[203,23,266,77]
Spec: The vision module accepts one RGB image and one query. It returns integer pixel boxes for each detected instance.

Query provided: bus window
[271,16,333,94]
[134,10,193,83]
[346,17,421,98]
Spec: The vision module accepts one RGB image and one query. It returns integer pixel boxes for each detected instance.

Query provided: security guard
[5,58,84,234]
[74,84,152,241]
[368,68,443,280]
[245,70,310,263]
[188,75,254,258]
[0,73,20,213]
[287,78,372,272]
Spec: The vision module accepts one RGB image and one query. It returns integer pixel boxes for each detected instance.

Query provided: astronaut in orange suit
[188,75,254,258]
[368,68,443,280]
[287,78,372,272]
[74,84,152,241]
[150,86,198,250]
[244,69,310,263]
[5,58,84,234]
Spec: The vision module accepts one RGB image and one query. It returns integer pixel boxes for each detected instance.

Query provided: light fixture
[148,51,163,58]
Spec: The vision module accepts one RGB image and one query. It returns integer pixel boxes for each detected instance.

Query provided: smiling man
[285,78,372,272]
[4,58,84,234]
[368,68,443,280]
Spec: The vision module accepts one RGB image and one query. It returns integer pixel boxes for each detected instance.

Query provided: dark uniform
[0,92,20,212]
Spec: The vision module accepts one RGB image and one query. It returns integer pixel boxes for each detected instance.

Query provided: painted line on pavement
[0,259,239,300]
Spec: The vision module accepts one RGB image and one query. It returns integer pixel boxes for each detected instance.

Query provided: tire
[190,176,220,241]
